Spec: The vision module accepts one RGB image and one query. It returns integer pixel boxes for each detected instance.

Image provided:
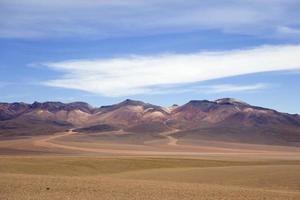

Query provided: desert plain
[1,128,300,200]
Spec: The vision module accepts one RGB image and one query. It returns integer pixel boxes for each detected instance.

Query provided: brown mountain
[88,99,170,133]
[169,98,300,145]
[91,99,169,124]
[0,102,30,120]
[0,98,299,145]
[169,98,300,128]
[0,101,93,136]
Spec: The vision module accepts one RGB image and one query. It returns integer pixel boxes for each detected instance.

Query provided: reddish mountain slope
[0,98,299,145]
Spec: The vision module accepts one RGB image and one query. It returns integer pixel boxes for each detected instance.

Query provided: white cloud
[144,83,268,95]
[276,26,300,38]
[202,83,267,93]
[42,44,300,97]
[1,0,300,39]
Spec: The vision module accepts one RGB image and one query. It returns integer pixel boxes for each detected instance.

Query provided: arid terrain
[1,99,300,199]
[2,0,300,198]
[1,128,300,200]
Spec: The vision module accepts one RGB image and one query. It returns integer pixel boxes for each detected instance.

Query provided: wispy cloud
[42,44,300,97]
[276,26,300,38]
[202,83,267,93]
[1,0,300,39]
[147,83,268,95]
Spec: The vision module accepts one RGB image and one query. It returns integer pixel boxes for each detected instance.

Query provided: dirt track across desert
[159,130,179,146]
[32,130,209,155]
[165,135,178,146]
[33,129,187,155]
[28,129,300,158]
[32,129,257,155]
[2,129,300,200]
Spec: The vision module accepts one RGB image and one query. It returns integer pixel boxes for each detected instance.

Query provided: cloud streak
[146,83,268,95]
[42,44,300,97]
[200,83,268,94]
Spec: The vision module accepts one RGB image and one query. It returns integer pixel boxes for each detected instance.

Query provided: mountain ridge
[1,98,298,115]
[1,98,300,146]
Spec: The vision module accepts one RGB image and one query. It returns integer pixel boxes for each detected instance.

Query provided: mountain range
[1,98,300,146]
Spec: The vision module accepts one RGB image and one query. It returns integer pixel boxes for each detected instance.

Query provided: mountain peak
[98,99,146,112]
[187,100,212,105]
[30,101,93,113]
[215,98,249,105]
[119,99,146,106]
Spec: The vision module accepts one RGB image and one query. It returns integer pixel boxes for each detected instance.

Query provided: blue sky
[0,0,300,113]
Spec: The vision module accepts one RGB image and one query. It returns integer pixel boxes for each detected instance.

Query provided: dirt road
[159,129,179,146]
[33,129,185,155]
[33,129,258,156]
[31,129,300,158]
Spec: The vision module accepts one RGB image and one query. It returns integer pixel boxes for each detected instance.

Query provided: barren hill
[1,98,299,146]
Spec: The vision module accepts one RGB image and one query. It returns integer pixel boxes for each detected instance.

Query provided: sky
[0,0,300,113]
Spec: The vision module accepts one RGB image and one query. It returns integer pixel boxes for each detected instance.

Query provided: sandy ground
[1,129,300,158]
[0,156,300,200]
[1,130,300,199]
[34,130,300,157]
